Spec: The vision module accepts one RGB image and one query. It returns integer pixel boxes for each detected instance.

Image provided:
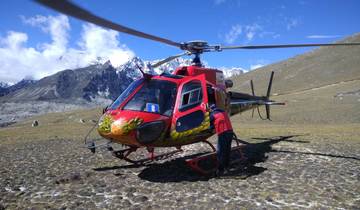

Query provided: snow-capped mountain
[0,82,10,88]
[0,79,36,97]
[116,56,193,76]
[115,57,145,78]
[0,61,131,104]
[218,67,245,78]
[150,57,192,74]
[0,56,247,104]
[117,56,244,78]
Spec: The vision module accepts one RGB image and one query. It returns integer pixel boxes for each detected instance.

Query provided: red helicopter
[37,0,360,174]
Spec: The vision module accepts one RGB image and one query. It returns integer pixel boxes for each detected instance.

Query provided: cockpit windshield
[123,79,177,116]
[109,78,144,110]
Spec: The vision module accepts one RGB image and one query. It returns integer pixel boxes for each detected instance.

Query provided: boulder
[32,120,39,127]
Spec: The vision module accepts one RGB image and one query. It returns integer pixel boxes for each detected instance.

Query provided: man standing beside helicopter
[209,101,234,176]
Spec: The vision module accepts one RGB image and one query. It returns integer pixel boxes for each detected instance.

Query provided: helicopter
[36,0,360,174]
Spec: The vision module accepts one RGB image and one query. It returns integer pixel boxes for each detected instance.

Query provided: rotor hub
[181,40,209,54]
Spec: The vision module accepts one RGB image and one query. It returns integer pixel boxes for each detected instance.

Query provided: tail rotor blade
[265,105,271,120]
[250,80,255,96]
[265,71,275,120]
[250,80,255,118]
[266,71,274,99]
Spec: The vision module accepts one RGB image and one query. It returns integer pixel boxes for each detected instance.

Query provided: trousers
[216,131,233,171]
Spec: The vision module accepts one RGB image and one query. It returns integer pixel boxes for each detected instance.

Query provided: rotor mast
[192,53,202,67]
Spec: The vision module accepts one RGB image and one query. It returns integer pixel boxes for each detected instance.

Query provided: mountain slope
[229,33,360,124]
[231,33,360,95]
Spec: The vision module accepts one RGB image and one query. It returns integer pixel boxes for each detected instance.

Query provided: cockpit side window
[179,80,203,112]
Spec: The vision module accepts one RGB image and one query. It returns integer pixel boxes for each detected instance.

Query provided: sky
[0,0,360,84]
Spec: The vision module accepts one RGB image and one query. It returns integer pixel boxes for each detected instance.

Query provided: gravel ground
[0,134,359,209]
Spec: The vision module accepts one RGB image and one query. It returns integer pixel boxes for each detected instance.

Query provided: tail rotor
[250,71,276,120]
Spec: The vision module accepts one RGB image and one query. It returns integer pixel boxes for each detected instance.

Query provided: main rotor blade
[221,43,360,50]
[35,0,181,48]
[151,52,189,68]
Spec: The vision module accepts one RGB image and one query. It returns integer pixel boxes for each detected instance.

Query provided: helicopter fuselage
[97,65,242,147]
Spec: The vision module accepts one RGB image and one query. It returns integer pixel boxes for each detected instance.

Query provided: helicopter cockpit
[122,79,177,117]
[108,78,177,116]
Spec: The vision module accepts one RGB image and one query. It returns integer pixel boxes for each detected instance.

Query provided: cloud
[224,24,242,44]
[286,18,300,30]
[306,35,341,39]
[22,14,70,49]
[0,15,134,84]
[224,23,263,44]
[250,64,265,70]
[244,24,262,42]
[250,59,268,70]
[78,23,134,67]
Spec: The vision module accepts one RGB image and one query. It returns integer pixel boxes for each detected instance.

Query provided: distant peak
[104,60,111,65]
[102,60,112,68]
[18,78,36,83]
[0,81,10,88]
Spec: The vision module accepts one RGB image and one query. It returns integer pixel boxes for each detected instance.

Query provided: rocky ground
[1,123,359,209]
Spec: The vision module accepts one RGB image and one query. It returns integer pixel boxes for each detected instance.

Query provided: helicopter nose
[97,110,169,145]
[97,112,143,137]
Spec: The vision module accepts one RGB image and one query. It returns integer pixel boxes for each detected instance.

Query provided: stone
[134,195,148,203]
[32,120,39,127]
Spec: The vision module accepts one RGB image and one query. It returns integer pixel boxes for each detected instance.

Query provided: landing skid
[108,146,183,165]
[185,136,248,176]
[87,134,247,172]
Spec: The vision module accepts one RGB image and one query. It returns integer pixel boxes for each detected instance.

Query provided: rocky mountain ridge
[0,57,243,104]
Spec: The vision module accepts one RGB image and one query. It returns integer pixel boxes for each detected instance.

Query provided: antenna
[135,62,152,80]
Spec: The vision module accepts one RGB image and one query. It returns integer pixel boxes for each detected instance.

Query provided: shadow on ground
[271,149,360,161]
[94,134,359,182]
[137,135,301,182]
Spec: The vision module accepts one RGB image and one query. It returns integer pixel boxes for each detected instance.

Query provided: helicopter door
[172,74,208,133]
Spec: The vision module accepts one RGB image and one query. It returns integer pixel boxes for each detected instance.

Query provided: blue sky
[0,0,360,83]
